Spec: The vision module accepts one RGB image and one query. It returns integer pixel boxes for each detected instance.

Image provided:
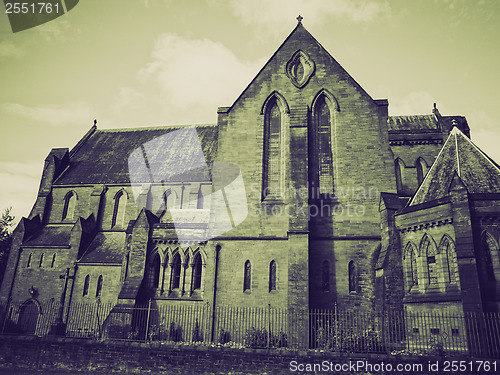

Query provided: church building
[1,18,499,342]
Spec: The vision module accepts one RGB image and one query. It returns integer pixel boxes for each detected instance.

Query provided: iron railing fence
[1,300,499,358]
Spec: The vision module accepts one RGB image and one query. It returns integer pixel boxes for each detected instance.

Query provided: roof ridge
[452,126,500,175]
[69,124,97,158]
[409,126,500,206]
[407,128,455,206]
[454,130,460,177]
[389,114,434,118]
[97,123,217,133]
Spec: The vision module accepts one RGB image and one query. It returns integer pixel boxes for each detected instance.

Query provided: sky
[0,0,499,223]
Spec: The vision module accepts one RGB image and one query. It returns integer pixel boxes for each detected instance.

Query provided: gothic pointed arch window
[269,260,277,292]
[62,191,77,221]
[243,260,251,292]
[348,261,357,293]
[51,253,56,268]
[39,253,44,268]
[83,275,90,296]
[322,260,330,292]
[482,231,500,281]
[262,96,285,199]
[171,253,181,289]
[403,242,418,291]
[395,159,406,193]
[416,158,428,185]
[440,236,459,285]
[26,253,32,268]
[192,252,203,290]
[147,252,161,289]
[112,190,127,228]
[315,96,334,194]
[96,275,103,297]
[421,235,438,285]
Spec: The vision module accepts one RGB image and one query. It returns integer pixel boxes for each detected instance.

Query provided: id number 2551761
[5,2,61,14]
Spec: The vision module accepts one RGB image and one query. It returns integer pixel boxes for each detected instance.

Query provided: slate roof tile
[23,225,72,247]
[55,124,218,185]
[409,127,500,206]
[78,232,126,264]
[388,115,438,131]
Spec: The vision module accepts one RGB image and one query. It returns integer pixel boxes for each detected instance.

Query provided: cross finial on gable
[297,15,303,24]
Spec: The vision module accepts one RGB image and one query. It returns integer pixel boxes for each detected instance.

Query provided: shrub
[314,319,335,351]
[244,327,267,348]
[148,324,160,342]
[269,330,288,348]
[192,319,203,343]
[218,328,231,344]
[334,328,383,353]
[168,322,182,342]
[127,329,140,340]
[427,336,445,356]
[313,318,384,353]
[243,328,288,349]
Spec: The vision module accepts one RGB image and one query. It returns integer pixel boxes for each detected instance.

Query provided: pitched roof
[388,115,438,131]
[379,192,403,211]
[409,127,500,206]
[55,124,218,185]
[78,232,126,264]
[229,21,378,111]
[23,225,72,247]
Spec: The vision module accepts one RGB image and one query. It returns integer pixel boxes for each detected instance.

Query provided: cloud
[0,161,42,221]
[439,0,497,27]
[3,101,95,127]
[0,17,78,61]
[112,87,147,113]
[464,109,498,131]
[36,19,73,42]
[0,40,24,58]
[226,0,391,36]
[138,33,265,112]
[462,109,500,163]
[388,91,440,116]
[470,128,500,165]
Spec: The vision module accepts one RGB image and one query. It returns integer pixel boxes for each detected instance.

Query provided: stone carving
[286,50,315,88]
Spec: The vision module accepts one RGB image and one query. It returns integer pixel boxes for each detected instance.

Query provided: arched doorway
[18,300,40,334]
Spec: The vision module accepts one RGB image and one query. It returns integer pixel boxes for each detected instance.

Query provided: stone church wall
[10,248,67,302]
[391,142,443,195]
[72,264,122,305]
[48,186,92,224]
[214,240,289,309]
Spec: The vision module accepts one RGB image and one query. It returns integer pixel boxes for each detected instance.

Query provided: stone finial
[297,15,303,24]
[432,103,441,118]
[452,119,458,128]
[94,119,97,126]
